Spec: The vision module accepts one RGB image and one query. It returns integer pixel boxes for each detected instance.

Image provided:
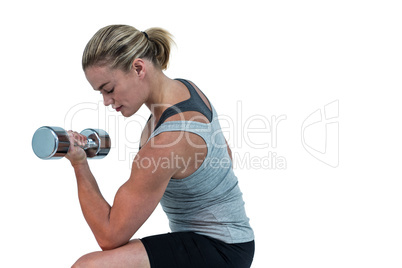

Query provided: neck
[144,67,175,120]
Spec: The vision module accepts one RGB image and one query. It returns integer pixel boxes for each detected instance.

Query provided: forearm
[72,162,112,247]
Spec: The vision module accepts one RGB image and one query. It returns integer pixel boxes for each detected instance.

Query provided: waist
[161,191,254,243]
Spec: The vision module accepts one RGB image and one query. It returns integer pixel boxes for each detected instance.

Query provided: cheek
[123,93,143,113]
[129,86,147,103]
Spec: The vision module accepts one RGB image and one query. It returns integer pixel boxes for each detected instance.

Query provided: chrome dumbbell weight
[32,126,111,159]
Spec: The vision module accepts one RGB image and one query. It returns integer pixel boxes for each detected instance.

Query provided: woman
[67,25,254,268]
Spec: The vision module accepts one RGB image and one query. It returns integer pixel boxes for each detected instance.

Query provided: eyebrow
[96,82,110,91]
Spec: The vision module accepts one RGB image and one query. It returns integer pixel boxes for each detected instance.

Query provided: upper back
[139,79,212,149]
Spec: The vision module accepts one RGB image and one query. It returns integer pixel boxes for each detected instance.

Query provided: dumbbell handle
[75,138,98,150]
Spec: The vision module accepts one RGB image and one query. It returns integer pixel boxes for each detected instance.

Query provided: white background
[1,0,401,267]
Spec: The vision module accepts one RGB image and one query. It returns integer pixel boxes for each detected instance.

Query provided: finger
[76,132,86,147]
[67,130,76,145]
[77,132,87,147]
[66,130,77,152]
[67,131,86,147]
[80,133,87,146]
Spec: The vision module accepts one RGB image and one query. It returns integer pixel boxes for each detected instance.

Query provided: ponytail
[142,27,174,70]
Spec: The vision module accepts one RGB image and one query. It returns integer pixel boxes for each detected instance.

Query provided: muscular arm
[73,163,113,247]
[70,132,182,251]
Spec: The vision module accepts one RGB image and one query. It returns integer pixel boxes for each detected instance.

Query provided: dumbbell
[32,126,111,159]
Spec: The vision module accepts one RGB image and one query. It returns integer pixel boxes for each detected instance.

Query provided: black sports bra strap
[175,79,199,98]
[153,79,213,131]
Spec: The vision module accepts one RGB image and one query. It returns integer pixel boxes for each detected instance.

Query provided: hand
[65,130,88,166]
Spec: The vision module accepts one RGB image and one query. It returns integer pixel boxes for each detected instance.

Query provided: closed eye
[102,88,114,94]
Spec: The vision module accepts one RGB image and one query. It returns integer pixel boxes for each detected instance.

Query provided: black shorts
[141,232,255,268]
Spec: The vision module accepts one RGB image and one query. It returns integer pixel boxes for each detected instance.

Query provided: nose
[103,94,114,107]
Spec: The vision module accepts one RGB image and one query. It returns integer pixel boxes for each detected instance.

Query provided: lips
[115,106,123,112]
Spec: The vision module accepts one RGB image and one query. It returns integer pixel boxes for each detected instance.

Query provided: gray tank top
[146,79,254,244]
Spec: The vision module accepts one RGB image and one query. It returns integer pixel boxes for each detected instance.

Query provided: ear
[132,58,146,78]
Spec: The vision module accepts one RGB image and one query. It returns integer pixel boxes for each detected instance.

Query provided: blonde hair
[82,25,174,71]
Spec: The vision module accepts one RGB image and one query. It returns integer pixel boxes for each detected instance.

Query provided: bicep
[107,176,168,246]
[106,134,180,246]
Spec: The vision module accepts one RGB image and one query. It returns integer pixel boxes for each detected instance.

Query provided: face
[85,63,148,117]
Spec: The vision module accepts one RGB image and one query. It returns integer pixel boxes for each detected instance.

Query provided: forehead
[84,66,115,90]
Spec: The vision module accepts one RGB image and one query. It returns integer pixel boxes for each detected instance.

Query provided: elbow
[96,224,138,251]
[98,241,124,251]
[97,235,128,251]
[99,242,116,251]
[98,239,127,251]
[98,237,113,251]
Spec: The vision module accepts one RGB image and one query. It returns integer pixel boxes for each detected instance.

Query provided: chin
[121,110,136,118]
[121,111,130,117]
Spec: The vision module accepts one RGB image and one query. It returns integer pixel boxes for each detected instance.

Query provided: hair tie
[142,31,149,40]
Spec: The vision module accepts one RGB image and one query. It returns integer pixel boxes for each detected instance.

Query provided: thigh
[72,239,150,268]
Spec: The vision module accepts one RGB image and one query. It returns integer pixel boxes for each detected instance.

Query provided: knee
[71,259,84,268]
[71,262,80,268]
[71,254,94,268]
[71,261,81,268]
